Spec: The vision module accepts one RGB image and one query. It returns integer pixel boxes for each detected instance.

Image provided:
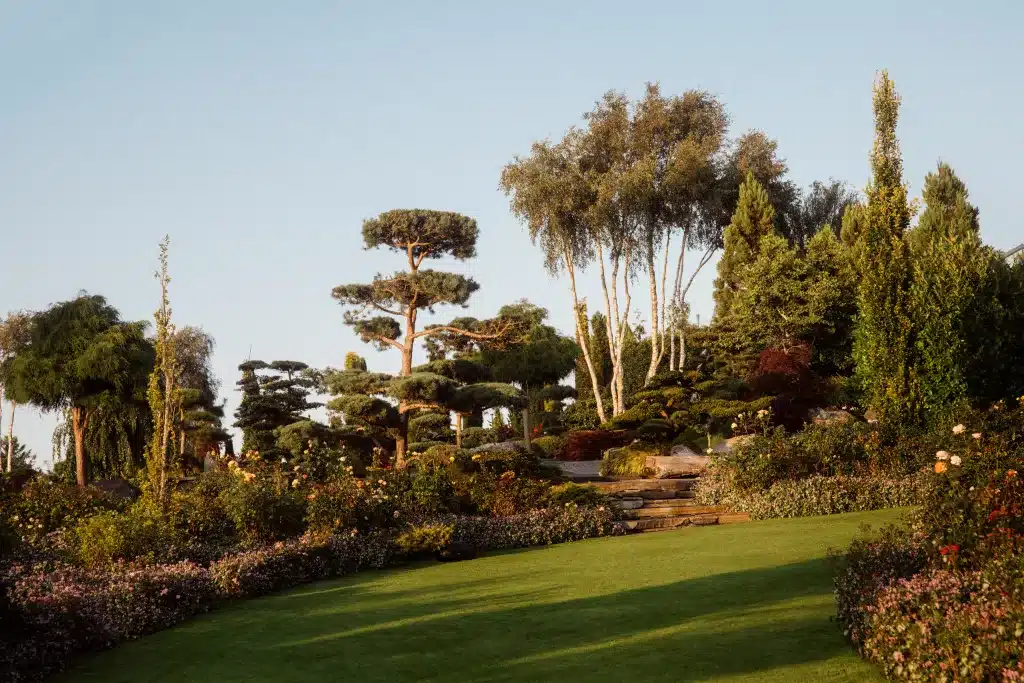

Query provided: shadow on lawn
[73,556,871,683]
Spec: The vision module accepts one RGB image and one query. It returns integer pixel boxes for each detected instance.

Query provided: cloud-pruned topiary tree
[332,209,523,464]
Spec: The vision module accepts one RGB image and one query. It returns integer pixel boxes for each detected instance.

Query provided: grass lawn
[59,509,909,683]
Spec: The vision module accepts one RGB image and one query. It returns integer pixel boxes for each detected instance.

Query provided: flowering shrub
[5,478,122,546]
[834,406,1024,680]
[209,531,396,599]
[217,461,306,545]
[832,524,929,646]
[841,559,1024,681]
[1,560,218,682]
[730,473,931,520]
[466,471,550,517]
[443,504,622,550]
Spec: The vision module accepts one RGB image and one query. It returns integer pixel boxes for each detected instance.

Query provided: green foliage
[408,412,454,444]
[0,436,35,475]
[531,435,566,459]
[361,209,478,261]
[547,483,610,508]
[395,523,454,556]
[600,446,656,477]
[218,467,306,545]
[459,427,496,449]
[908,163,988,425]
[853,72,920,426]
[344,352,367,371]
[637,418,674,442]
[234,360,319,459]
[5,477,123,543]
[562,398,601,431]
[713,172,777,319]
[6,295,154,485]
[73,499,167,568]
[409,468,459,516]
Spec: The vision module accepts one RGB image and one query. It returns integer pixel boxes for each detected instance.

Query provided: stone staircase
[589,478,750,532]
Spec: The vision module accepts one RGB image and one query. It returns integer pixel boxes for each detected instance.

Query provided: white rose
[952,424,966,435]
[935,451,950,461]
[950,455,962,466]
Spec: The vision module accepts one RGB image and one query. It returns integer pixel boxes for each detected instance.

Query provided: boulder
[92,478,141,502]
[644,452,710,478]
[810,408,856,425]
[669,443,704,458]
[711,435,756,454]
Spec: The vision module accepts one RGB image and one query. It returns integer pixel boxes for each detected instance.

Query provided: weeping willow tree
[52,394,152,481]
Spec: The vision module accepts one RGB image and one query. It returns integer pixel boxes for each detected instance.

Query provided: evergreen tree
[908,163,987,423]
[713,172,777,319]
[853,71,919,425]
[332,209,522,464]
[233,360,319,459]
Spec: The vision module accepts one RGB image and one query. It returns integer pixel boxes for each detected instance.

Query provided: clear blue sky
[2,1,1021,467]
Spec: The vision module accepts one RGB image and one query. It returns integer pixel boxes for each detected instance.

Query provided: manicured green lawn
[61,509,908,683]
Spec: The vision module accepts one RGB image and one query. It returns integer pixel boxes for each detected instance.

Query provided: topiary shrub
[604,402,662,430]
[408,413,454,444]
[637,418,674,443]
[460,427,496,449]
[531,435,566,459]
[562,399,601,431]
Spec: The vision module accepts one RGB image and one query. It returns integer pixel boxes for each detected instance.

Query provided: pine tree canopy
[413,358,492,384]
[449,382,526,414]
[361,209,479,263]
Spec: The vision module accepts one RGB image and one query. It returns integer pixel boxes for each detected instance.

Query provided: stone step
[591,478,698,496]
[611,493,697,510]
[632,504,731,518]
[614,511,751,533]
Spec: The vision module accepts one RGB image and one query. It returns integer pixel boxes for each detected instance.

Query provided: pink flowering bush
[209,531,396,599]
[848,560,1024,681]
[835,405,1024,680]
[1,560,217,682]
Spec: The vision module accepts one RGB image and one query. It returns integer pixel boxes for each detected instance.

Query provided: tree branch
[410,320,516,342]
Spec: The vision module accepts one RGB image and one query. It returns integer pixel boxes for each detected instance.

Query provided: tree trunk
[179,427,187,472]
[645,239,661,384]
[6,402,16,473]
[565,251,607,423]
[595,241,621,415]
[455,413,463,448]
[71,406,88,487]
[521,407,530,446]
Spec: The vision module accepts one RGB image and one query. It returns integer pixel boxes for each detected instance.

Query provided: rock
[436,542,477,563]
[469,441,525,455]
[711,435,756,454]
[612,497,644,510]
[92,478,141,502]
[810,408,856,425]
[644,453,710,478]
[669,444,704,458]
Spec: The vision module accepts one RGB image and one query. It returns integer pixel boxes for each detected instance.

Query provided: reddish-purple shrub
[561,430,632,461]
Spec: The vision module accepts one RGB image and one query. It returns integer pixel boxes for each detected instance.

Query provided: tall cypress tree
[713,171,777,319]
[908,163,986,423]
[853,71,919,425]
